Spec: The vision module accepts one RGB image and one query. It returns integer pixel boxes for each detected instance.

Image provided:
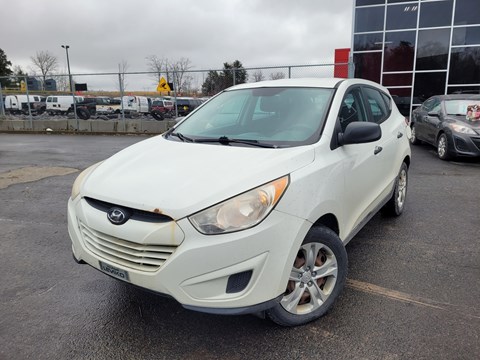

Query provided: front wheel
[266,226,347,327]
[437,133,451,160]
[410,123,421,145]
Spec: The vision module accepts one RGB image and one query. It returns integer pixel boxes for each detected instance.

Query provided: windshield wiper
[194,136,277,148]
[168,132,195,142]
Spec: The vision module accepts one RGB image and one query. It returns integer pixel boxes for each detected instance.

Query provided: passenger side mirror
[338,122,381,146]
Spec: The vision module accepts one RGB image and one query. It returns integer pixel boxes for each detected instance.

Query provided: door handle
[374,146,383,155]
[397,132,403,139]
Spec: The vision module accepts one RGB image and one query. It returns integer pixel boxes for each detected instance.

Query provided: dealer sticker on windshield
[99,261,130,282]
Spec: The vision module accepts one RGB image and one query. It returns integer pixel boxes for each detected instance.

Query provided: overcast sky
[2,0,354,91]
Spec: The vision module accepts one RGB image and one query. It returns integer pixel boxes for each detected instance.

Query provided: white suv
[68,78,411,326]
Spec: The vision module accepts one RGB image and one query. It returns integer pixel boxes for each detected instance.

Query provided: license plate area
[99,261,130,282]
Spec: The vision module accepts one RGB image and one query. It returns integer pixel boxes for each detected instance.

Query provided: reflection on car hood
[82,136,315,219]
[446,115,480,129]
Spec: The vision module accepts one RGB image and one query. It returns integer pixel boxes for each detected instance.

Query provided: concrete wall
[0,117,176,134]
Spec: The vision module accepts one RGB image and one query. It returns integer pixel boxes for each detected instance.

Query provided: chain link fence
[0,62,353,132]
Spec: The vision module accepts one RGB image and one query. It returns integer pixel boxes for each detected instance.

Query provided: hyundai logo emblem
[107,207,130,225]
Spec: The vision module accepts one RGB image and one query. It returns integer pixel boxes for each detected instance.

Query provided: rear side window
[363,87,390,124]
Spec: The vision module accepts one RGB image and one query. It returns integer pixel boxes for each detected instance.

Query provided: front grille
[79,222,177,272]
[85,197,173,223]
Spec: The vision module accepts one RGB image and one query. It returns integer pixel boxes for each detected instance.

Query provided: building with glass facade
[352,0,480,116]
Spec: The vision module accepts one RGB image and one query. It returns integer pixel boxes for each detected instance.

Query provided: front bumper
[450,132,480,157]
[68,197,310,313]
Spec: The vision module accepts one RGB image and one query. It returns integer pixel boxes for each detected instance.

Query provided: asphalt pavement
[0,133,479,360]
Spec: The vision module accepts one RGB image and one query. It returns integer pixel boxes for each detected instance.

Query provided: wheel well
[403,155,411,168]
[312,214,339,235]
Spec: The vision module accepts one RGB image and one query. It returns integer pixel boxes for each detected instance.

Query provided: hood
[82,136,315,219]
[445,115,480,132]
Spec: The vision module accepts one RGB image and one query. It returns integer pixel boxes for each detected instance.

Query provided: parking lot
[1,133,479,360]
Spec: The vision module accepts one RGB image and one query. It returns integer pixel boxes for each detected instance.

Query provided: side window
[430,101,441,114]
[422,98,436,112]
[363,87,389,124]
[339,88,367,132]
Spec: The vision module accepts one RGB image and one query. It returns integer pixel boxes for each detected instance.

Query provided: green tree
[0,48,13,87]
[201,60,248,96]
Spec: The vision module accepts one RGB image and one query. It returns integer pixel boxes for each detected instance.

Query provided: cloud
[1,0,352,90]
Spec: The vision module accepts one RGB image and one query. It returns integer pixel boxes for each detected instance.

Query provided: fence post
[118,72,126,131]
[24,76,33,128]
[233,68,236,86]
[173,71,178,118]
[288,66,292,79]
[0,83,4,117]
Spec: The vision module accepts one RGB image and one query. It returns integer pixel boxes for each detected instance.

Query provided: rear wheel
[382,162,408,216]
[266,226,347,327]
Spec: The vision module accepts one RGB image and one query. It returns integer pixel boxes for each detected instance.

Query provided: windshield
[444,100,480,116]
[169,87,334,147]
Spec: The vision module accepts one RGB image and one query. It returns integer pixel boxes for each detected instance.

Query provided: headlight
[71,162,103,200]
[450,123,476,135]
[189,176,289,235]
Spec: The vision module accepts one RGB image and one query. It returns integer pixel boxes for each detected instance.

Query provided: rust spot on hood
[153,208,163,214]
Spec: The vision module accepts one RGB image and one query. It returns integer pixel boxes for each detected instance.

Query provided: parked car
[410,94,480,160]
[68,78,411,327]
[4,94,46,115]
[174,97,203,116]
[82,97,121,115]
[46,95,96,120]
[121,96,150,115]
[151,99,174,120]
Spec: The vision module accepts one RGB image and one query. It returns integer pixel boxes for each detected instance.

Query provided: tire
[151,111,164,121]
[410,123,421,145]
[382,162,408,216]
[266,226,347,327]
[77,108,90,120]
[437,133,451,160]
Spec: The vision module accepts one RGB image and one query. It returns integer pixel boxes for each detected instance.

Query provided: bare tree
[269,72,286,80]
[146,55,167,83]
[30,51,58,89]
[251,70,265,82]
[169,57,193,93]
[118,60,129,91]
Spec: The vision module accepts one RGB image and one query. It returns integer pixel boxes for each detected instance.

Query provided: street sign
[157,77,171,92]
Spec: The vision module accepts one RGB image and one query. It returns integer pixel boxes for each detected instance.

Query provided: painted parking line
[0,166,78,189]
[347,279,480,320]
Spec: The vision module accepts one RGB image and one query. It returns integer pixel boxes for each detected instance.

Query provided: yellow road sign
[157,77,171,92]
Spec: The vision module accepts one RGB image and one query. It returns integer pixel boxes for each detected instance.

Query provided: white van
[121,96,149,114]
[5,95,45,114]
[46,95,84,114]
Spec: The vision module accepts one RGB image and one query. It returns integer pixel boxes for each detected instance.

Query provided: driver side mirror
[427,111,440,117]
[338,122,381,146]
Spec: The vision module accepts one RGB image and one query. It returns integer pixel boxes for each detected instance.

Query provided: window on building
[413,72,447,102]
[419,0,453,28]
[354,33,383,51]
[355,6,385,33]
[386,3,418,30]
[416,28,450,70]
[382,73,413,87]
[448,47,480,84]
[356,0,384,5]
[384,31,416,71]
[453,26,480,46]
[454,0,480,26]
[388,87,413,116]
[354,52,382,83]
